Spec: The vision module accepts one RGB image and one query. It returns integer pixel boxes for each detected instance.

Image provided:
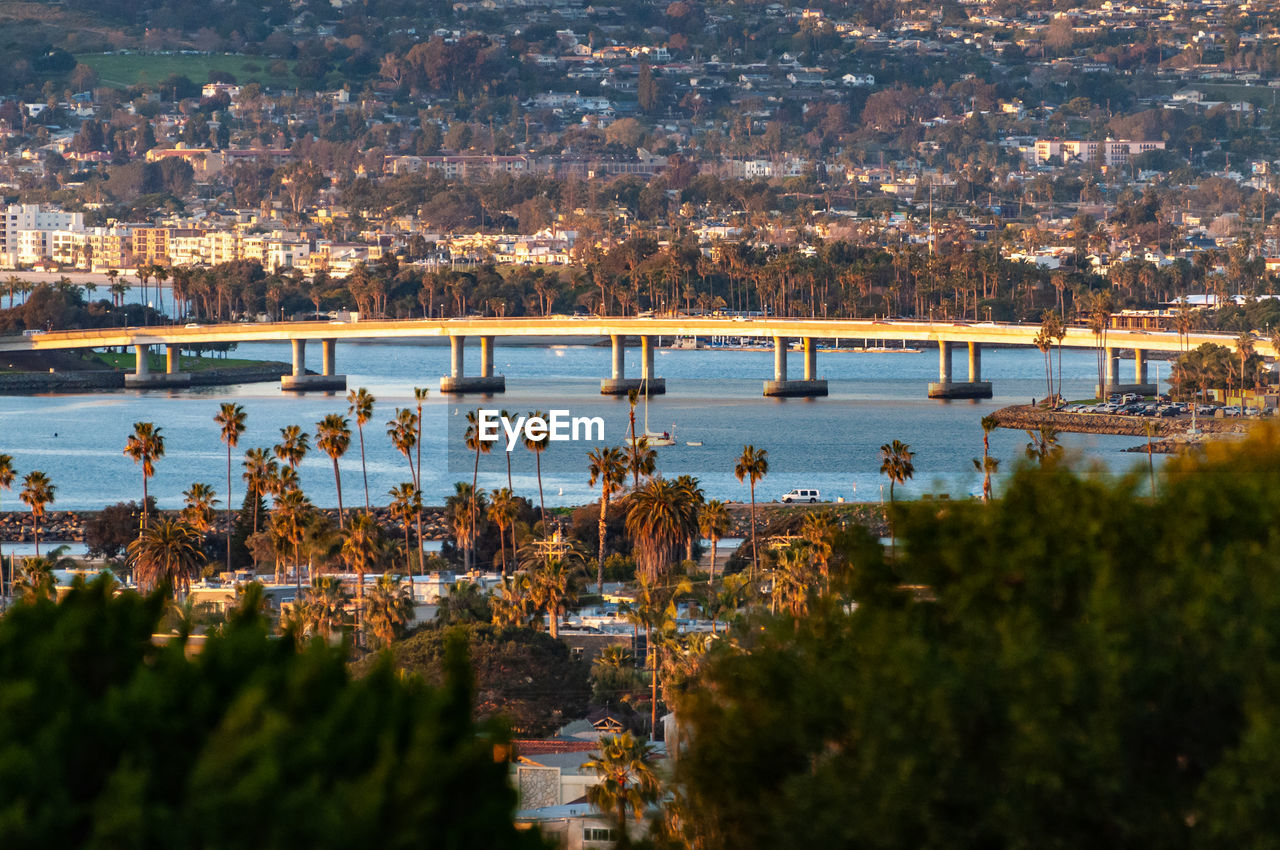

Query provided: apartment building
[1030,139,1166,167]
[1,204,85,267]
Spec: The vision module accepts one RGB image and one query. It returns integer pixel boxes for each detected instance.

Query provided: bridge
[0,317,1267,399]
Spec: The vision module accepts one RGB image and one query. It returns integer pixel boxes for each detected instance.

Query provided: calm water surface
[0,341,1168,510]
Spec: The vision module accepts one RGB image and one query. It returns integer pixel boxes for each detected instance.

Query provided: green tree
[388,482,422,574]
[734,445,769,580]
[625,477,698,583]
[19,470,55,557]
[698,499,731,582]
[342,510,383,643]
[583,732,661,850]
[0,580,543,849]
[316,413,351,529]
[588,446,628,592]
[127,518,204,597]
[346,387,376,510]
[973,414,1000,502]
[0,453,14,599]
[879,439,914,556]
[123,422,165,529]
[214,402,247,570]
[364,573,414,649]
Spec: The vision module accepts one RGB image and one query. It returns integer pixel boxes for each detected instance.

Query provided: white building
[1030,139,1166,167]
[1,204,85,268]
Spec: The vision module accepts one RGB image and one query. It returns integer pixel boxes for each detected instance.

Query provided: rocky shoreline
[991,404,1257,454]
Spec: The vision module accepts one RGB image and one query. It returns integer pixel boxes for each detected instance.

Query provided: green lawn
[75,53,297,89]
[92,352,267,373]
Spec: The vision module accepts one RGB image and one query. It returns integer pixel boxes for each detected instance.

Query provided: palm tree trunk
[332,459,345,529]
[358,425,369,510]
[749,483,758,581]
[536,452,546,529]
[597,494,608,592]
[225,447,233,571]
[710,537,718,583]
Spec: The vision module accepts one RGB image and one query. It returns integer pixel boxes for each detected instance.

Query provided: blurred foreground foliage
[0,581,546,850]
[672,425,1280,850]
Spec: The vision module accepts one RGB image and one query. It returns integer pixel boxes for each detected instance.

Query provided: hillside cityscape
[5,1,1280,848]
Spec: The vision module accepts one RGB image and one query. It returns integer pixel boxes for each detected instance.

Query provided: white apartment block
[1031,139,1165,167]
[1,204,85,268]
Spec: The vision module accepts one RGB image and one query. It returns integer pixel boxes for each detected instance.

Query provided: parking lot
[1059,393,1272,419]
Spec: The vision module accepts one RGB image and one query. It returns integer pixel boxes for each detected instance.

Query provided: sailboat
[626,377,677,447]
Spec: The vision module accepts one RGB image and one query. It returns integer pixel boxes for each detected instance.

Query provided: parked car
[781,488,821,503]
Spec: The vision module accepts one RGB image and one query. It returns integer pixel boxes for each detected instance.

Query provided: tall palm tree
[0,453,14,599]
[674,474,705,562]
[583,733,661,850]
[625,477,698,583]
[528,555,577,639]
[127,518,204,597]
[879,439,915,556]
[341,510,382,643]
[587,445,628,592]
[448,481,482,572]
[273,424,309,473]
[387,482,421,574]
[315,413,351,529]
[214,403,247,570]
[626,388,641,489]
[387,407,419,485]
[975,414,999,502]
[271,486,311,590]
[181,482,218,535]
[19,471,54,557]
[123,422,164,529]
[364,573,414,649]
[487,487,519,577]
[241,447,277,535]
[524,410,550,529]
[346,387,375,510]
[413,387,429,494]
[465,409,493,572]
[734,445,769,580]
[698,499,731,583]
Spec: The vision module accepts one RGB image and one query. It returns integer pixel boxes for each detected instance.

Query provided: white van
[781,488,821,503]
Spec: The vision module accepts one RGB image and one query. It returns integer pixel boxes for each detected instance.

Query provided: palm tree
[584,732,661,849]
[181,483,218,535]
[271,486,311,590]
[627,436,657,484]
[588,445,628,592]
[387,482,421,573]
[448,481,484,572]
[315,413,351,529]
[273,424,309,472]
[879,440,915,557]
[127,518,204,597]
[975,414,999,502]
[621,575,682,739]
[346,387,376,510]
[19,471,54,557]
[413,387,429,491]
[698,499,731,583]
[487,487,519,577]
[0,453,14,599]
[528,555,577,639]
[13,557,55,604]
[342,510,382,644]
[387,407,419,485]
[123,422,164,529]
[214,403,247,570]
[799,510,835,593]
[772,542,814,618]
[288,575,350,644]
[364,573,414,649]
[626,388,641,489]
[734,445,769,580]
[524,410,550,529]
[625,477,698,583]
[465,409,493,572]
[1025,425,1062,467]
[241,447,277,535]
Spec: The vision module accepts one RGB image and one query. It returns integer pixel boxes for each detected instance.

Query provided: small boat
[686,441,703,447]
[626,380,678,447]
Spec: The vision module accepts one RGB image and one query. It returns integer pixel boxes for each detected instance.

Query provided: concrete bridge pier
[441,334,505,393]
[764,336,828,397]
[1098,346,1157,397]
[929,341,993,399]
[126,343,192,389]
[282,338,348,391]
[601,334,665,395]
